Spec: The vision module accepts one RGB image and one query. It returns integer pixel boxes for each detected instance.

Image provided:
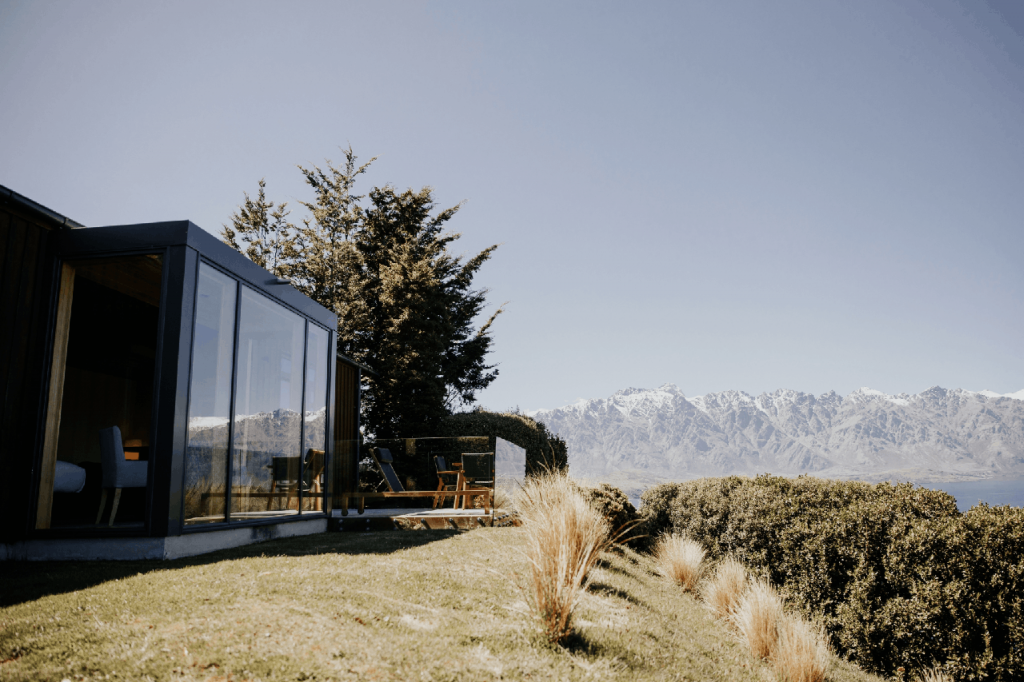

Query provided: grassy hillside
[0,529,881,681]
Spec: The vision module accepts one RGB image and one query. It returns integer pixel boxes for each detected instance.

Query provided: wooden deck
[328,507,518,532]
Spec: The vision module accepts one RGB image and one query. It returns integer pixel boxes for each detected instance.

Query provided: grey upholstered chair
[96,426,148,526]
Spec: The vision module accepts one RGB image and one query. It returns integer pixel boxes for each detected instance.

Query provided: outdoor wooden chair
[336,447,490,516]
[432,455,465,509]
[459,452,495,510]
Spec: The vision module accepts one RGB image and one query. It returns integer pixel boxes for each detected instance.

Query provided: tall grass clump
[702,556,748,619]
[773,614,832,682]
[654,533,706,592]
[514,470,612,644]
[732,578,785,660]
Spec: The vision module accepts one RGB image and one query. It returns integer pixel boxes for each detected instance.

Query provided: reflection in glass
[183,265,236,524]
[302,325,330,511]
[232,288,305,518]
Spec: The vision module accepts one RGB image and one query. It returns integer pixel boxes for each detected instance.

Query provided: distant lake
[921,479,1024,512]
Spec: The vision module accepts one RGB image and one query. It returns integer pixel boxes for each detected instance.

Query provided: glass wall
[183,264,236,525]
[232,287,306,518]
[302,325,330,511]
[182,263,332,526]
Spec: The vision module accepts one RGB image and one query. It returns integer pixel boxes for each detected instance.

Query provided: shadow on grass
[0,529,462,608]
[589,580,647,608]
[557,629,639,670]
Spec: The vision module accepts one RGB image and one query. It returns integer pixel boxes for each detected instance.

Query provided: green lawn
[0,529,882,681]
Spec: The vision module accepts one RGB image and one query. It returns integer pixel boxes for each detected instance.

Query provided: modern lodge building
[0,185,362,560]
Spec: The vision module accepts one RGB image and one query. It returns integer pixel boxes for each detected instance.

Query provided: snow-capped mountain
[531,385,1024,481]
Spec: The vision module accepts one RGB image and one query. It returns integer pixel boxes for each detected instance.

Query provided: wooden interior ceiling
[72,255,163,308]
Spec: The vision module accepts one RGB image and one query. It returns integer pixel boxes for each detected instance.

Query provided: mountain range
[530,385,1024,483]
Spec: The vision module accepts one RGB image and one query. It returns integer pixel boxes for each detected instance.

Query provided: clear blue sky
[2,1,1022,411]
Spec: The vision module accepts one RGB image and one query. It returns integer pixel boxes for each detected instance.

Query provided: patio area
[328,506,517,532]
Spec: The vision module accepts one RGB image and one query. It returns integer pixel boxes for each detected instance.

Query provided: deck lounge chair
[371,448,406,492]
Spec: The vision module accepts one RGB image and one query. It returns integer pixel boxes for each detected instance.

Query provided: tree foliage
[222,178,295,276]
[223,147,502,438]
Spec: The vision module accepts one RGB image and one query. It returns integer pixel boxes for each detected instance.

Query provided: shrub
[773,614,832,682]
[702,556,748,619]
[638,475,1024,681]
[438,410,567,474]
[655,534,706,592]
[917,668,953,682]
[514,470,612,643]
[580,483,644,548]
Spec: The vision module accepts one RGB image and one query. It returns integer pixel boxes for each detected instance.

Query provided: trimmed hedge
[639,475,1024,681]
[437,410,568,475]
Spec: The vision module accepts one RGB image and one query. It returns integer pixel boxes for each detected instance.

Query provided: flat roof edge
[0,184,85,229]
[59,221,338,328]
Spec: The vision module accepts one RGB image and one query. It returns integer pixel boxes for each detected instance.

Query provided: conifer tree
[354,185,502,438]
[222,178,294,277]
[288,149,375,333]
[223,147,502,439]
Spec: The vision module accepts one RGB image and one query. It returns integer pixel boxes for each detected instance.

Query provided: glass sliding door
[43,255,162,529]
[183,264,237,525]
[301,325,330,511]
[232,287,306,518]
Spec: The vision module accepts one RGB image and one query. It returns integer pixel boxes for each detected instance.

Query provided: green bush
[437,410,568,474]
[580,483,644,548]
[639,475,1024,681]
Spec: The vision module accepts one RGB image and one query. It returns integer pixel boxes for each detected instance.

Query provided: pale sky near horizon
[2,1,1022,412]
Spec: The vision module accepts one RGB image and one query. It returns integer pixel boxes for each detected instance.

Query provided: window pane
[232,288,305,519]
[301,325,330,511]
[183,264,236,525]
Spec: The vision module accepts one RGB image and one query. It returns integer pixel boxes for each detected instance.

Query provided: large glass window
[302,325,330,511]
[183,264,237,525]
[183,264,333,526]
[232,287,306,518]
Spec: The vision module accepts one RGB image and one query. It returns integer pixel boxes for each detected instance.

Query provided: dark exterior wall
[0,193,72,542]
[332,358,361,501]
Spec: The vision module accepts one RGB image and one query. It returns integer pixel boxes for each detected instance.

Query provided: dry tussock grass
[702,556,748,618]
[772,613,832,682]
[514,470,612,644]
[704,558,837,682]
[655,533,707,592]
[492,486,512,511]
[732,578,784,660]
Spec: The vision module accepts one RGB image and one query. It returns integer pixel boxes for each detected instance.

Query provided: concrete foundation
[0,517,328,561]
